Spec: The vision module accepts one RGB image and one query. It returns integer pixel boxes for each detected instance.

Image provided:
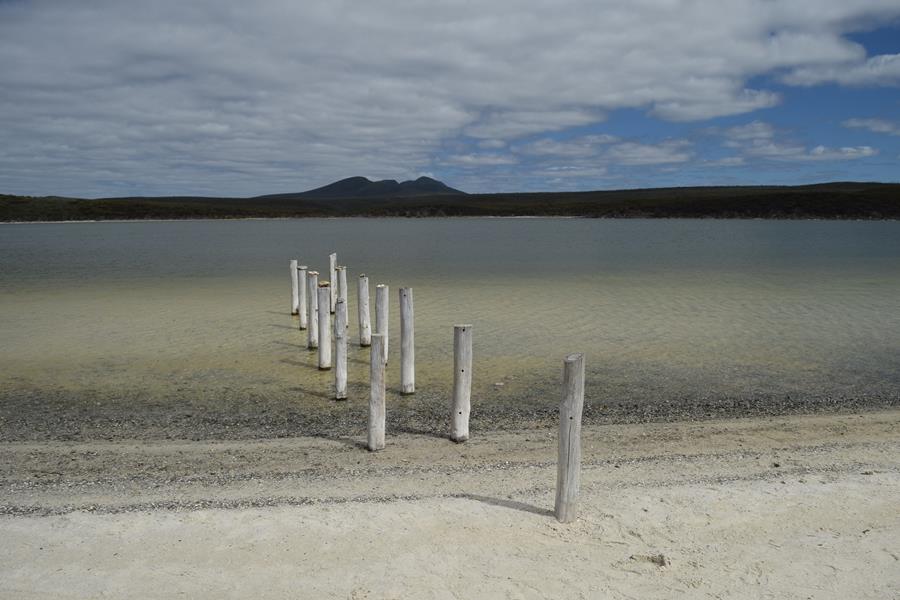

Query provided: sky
[1,0,899,198]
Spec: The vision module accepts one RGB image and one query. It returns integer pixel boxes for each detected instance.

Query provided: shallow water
[2,218,899,437]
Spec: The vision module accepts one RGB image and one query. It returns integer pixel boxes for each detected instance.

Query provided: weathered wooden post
[329,253,337,313]
[368,333,386,451]
[450,324,472,442]
[399,287,415,394]
[317,283,332,369]
[555,353,585,523]
[297,265,308,330]
[336,266,348,307]
[290,259,299,315]
[334,298,348,399]
[375,284,389,364]
[357,275,371,347]
[307,271,319,349]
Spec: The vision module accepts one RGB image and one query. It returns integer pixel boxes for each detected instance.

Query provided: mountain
[257,176,465,200]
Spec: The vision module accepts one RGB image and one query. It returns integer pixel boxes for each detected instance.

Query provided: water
[2,218,899,438]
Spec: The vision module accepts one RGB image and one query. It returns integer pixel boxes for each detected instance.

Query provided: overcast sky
[2,0,899,197]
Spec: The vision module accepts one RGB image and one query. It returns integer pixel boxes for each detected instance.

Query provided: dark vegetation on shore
[2,181,899,221]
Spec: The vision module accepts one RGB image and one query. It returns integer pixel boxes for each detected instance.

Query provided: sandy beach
[2,409,898,598]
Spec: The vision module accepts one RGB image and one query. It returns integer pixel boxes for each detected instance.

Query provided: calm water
[2,218,899,437]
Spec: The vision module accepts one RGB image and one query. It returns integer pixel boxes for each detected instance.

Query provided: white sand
[2,411,898,599]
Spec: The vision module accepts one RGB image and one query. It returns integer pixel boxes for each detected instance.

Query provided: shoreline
[2,410,898,598]
[3,215,899,224]
[3,408,897,516]
[2,388,898,443]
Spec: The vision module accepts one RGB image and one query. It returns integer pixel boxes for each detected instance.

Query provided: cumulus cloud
[752,144,879,161]
[705,157,746,167]
[442,153,518,166]
[606,141,693,165]
[1,0,899,195]
[723,121,778,142]
[722,121,878,162]
[784,53,900,86]
[514,135,619,157]
[464,110,602,140]
[843,118,900,136]
[534,165,609,179]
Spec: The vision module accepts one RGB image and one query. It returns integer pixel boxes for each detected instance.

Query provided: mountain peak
[292,176,465,199]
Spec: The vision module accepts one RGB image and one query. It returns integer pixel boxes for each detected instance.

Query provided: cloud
[2,0,900,195]
[843,118,900,136]
[606,140,693,165]
[706,157,746,167]
[443,154,518,166]
[722,121,878,161]
[477,139,507,150]
[651,89,781,122]
[724,121,777,142]
[783,53,900,86]
[463,110,602,140]
[514,135,619,157]
[534,165,609,179]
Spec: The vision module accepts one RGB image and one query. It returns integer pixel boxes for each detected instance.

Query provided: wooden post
[336,266,348,307]
[297,265,308,330]
[555,353,585,523]
[357,275,371,347]
[317,284,332,369]
[450,324,473,442]
[329,253,337,314]
[375,284,389,364]
[306,271,319,349]
[289,259,299,315]
[368,333,386,451]
[334,298,348,399]
[399,287,415,394]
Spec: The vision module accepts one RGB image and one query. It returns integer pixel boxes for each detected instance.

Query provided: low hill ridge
[256,176,466,200]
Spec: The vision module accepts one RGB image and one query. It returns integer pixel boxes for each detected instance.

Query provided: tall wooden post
[337,266,348,307]
[450,324,473,442]
[399,287,415,394]
[334,299,348,399]
[297,265,308,330]
[375,284,389,364]
[555,353,585,523]
[368,334,386,451]
[317,284,332,369]
[289,259,299,315]
[318,281,331,369]
[329,253,337,314]
[357,275,371,347]
[306,271,319,349]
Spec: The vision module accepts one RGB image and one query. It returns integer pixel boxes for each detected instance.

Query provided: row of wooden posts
[289,255,585,523]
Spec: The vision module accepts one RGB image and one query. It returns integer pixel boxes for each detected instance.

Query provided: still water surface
[1,218,899,436]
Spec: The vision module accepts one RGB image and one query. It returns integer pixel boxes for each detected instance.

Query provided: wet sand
[1,410,898,598]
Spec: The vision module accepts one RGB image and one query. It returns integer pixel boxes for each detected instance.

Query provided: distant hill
[2,182,899,221]
[256,176,466,200]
